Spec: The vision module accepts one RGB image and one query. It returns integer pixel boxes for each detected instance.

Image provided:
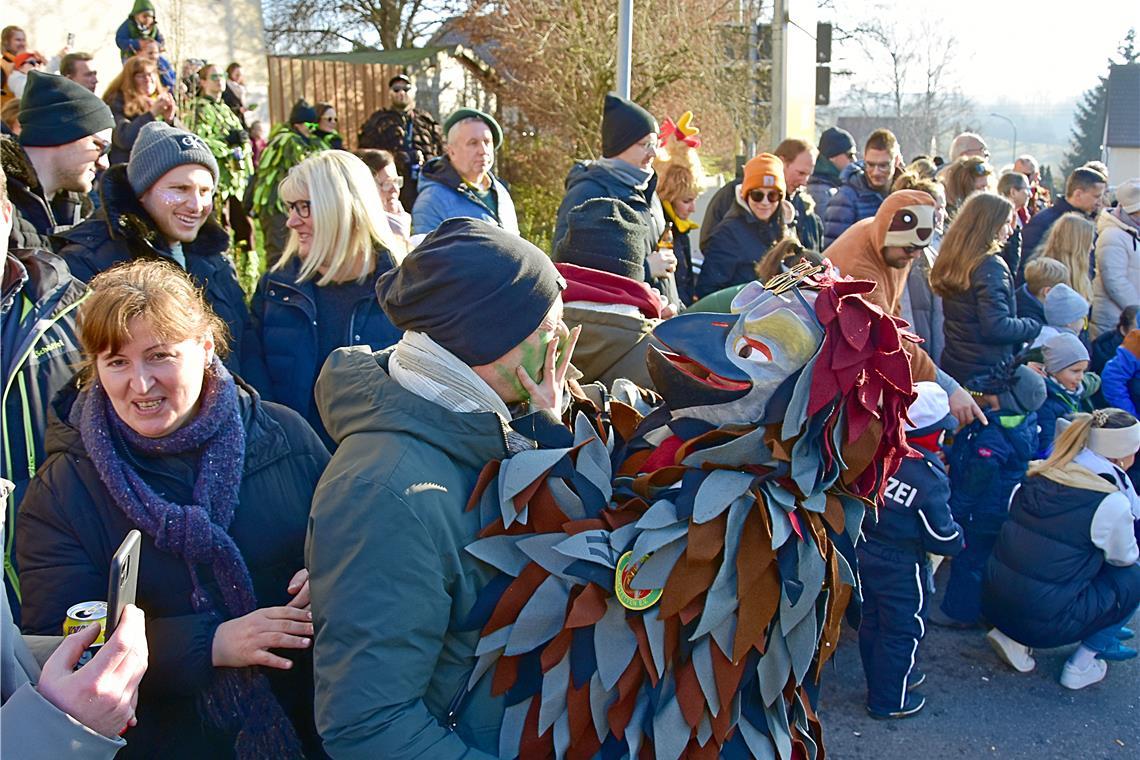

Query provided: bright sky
[832,0,1140,104]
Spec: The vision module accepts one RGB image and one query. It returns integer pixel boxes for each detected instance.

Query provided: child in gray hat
[1036,332,1099,457]
[1032,282,1089,348]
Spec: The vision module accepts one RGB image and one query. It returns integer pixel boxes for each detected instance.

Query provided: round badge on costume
[614,551,662,611]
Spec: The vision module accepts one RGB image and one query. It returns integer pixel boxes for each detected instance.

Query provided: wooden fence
[266,56,400,151]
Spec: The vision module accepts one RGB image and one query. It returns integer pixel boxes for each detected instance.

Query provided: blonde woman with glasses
[249,150,406,448]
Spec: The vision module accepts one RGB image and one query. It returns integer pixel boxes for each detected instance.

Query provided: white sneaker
[1060,658,1107,690]
[987,628,1036,673]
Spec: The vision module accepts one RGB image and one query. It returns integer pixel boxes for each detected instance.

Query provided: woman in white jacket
[1091,180,1140,337]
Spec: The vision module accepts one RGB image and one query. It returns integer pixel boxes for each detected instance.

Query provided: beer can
[64,600,107,645]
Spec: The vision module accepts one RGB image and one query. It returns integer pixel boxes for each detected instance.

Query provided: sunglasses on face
[901,245,924,254]
[390,85,411,93]
[285,200,311,219]
[749,189,782,204]
[209,73,224,81]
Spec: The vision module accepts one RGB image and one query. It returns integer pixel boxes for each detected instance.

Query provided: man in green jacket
[306,218,579,757]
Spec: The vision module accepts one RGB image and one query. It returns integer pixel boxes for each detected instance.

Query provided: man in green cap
[412,107,518,236]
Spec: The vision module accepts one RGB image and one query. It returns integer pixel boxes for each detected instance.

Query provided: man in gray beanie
[55,121,260,380]
[2,70,114,250]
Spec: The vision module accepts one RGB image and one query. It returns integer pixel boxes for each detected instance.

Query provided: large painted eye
[733,336,772,363]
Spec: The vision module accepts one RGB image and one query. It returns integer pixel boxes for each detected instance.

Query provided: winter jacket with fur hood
[1091,207,1140,337]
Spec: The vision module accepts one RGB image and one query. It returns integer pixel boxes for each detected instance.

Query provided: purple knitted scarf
[74,359,303,759]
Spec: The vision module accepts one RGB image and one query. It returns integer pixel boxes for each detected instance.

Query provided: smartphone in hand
[105,530,141,640]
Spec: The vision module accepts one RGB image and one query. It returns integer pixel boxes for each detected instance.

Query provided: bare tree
[262,0,466,53]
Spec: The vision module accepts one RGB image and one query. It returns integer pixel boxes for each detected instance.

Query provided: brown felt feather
[675,659,704,729]
[610,400,643,442]
[492,654,519,697]
[629,615,659,686]
[566,582,609,629]
[483,563,549,634]
[711,640,747,716]
[608,657,646,739]
[465,460,500,512]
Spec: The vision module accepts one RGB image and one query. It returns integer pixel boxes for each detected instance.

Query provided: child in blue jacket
[933,362,1046,628]
[1035,332,1098,458]
[859,382,964,720]
[1101,328,1140,415]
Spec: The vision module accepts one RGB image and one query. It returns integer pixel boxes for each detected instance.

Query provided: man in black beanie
[306,217,581,758]
[1,70,113,250]
[552,93,679,308]
[249,98,328,264]
[805,125,856,221]
[554,198,668,388]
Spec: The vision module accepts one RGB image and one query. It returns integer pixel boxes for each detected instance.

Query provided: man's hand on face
[516,325,581,414]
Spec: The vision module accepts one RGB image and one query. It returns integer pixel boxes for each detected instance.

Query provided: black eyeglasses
[749,189,782,204]
[285,200,311,219]
[390,85,411,93]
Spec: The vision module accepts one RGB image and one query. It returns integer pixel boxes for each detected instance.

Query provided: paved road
[819,566,1139,759]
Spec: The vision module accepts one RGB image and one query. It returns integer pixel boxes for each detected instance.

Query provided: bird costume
[458,264,917,759]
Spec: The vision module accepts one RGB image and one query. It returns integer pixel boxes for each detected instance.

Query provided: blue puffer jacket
[412,156,519,235]
[948,409,1039,534]
[1101,337,1140,415]
[821,164,886,249]
[249,256,402,449]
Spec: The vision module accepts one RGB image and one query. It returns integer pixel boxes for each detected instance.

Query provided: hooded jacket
[552,159,665,256]
[17,380,330,758]
[412,155,518,236]
[948,408,1040,533]
[54,164,261,382]
[1,137,89,251]
[1091,207,1140,337]
[2,250,86,603]
[1035,373,1098,458]
[940,252,1041,386]
[821,164,887,248]
[824,191,939,384]
[307,347,506,758]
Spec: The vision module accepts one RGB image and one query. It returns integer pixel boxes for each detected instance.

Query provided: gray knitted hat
[1043,283,1088,328]
[1043,332,1089,375]
[127,121,219,196]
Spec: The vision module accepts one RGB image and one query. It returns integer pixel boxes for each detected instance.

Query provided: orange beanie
[741,153,786,197]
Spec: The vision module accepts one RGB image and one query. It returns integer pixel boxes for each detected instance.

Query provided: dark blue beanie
[376,219,566,365]
[818,126,855,159]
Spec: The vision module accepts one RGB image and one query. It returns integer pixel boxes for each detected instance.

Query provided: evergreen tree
[1062,29,1137,177]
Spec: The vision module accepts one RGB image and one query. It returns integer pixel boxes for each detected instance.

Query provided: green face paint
[499,329,562,402]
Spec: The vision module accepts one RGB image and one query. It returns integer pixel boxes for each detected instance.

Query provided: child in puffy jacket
[859,382,964,720]
[933,363,1046,628]
[1101,328,1140,416]
[1035,333,1099,458]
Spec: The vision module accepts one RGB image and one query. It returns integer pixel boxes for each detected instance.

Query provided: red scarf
[555,263,663,319]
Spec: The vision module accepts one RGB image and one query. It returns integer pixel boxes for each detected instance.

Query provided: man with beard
[357,74,444,212]
[1,71,112,250]
[823,127,903,248]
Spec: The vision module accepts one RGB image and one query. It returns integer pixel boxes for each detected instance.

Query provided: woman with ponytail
[982,409,1140,689]
[16,260,330,757]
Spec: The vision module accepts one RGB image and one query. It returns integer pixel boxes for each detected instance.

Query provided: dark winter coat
[1090,326,1124,375]
[696,203,788,298]
[698,179,740,253]
[790,189,823,253]
[106,92,163,166]
[983,473,1140,648]
[940,254,1042,386]
[307,346,507,758]
[864,444,964,559]
[999,225,1022,280]
[947,409,1039,534]
[821,165,886,249]
[1021,197,1089,268]
[1,136,90,251]
[805,156,843,222]
[412,155,518,235]
[1034,374,1098,458]
[357,108,444,211]
[16,381,330,759]
[553,160,665,257]
[1014,283,1046,325]
[249,255,402,449]
[55,164,261,382]
[901,249,944,364]
[662,207,697,305]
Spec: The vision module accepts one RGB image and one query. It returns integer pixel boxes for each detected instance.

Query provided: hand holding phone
[105,530,141,639]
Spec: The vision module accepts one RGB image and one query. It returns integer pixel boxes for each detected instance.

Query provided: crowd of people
[2,5,1140,757]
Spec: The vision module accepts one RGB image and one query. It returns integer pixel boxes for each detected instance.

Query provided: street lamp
[989,112,1017,165]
